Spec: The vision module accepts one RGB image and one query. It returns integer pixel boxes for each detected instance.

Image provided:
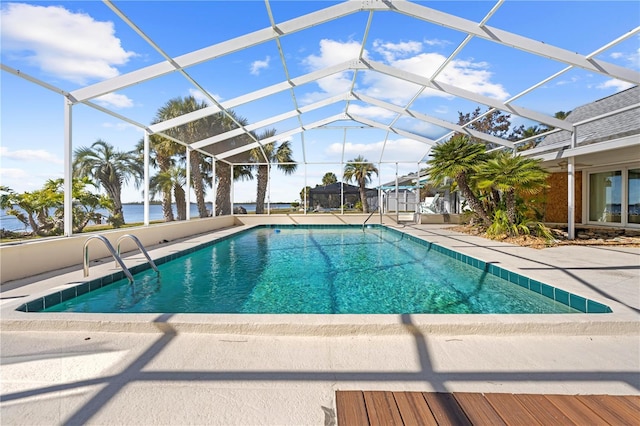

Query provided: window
[629,168,640,225]
[589,171,622,223]
[587,166,640,227]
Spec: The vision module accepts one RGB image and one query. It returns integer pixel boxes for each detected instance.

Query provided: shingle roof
[537,85,640,148]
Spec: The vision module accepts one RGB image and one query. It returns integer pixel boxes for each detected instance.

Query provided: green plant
[354,201,363,212]
[528,221,555,242]
[486,209,530,239]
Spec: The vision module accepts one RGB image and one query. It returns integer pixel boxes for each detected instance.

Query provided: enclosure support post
[304,163,308,215]
[63,98,73,237]
[230,165,234,215]
[212,159,216,217]
[185,147,191,220]
[341,165,344,215]
[568,128,577,240]
[395,163,399,215]
[143,132,150,226]
[416,163,420,215]
[267,163,271,215]
[378,163,382,215]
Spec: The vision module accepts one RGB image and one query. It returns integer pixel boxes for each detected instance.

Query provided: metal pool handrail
[362,206,380,231]
[116,234,159,273]
[83,235,134,283]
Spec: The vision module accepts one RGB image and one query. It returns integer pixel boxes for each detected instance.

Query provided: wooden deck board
[452,392,506,426]
[483,393,543,425]
[362,391,404,426]
[576,394,640,425]
[542,394,610,425]
[392,391,438,426]
[513,394,577,425]
[336,391,640,425]
[336,391,369,426]
[420,392,472,426]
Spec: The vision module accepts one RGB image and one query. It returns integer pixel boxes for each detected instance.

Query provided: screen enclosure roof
[2,0,639,168]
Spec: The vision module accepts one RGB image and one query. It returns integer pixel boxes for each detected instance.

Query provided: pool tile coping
[16,224,612,314]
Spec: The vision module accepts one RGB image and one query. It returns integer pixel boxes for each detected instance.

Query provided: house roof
[379,172,426,190]
[309,182,372,195]
[537,85,640,149]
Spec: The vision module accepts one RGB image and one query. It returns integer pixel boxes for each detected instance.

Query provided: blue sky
[1,0,638,203]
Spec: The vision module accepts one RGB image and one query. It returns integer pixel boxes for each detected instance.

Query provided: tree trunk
[359,179,369,213]
[174,184,186,220]
[105,184,125,224]
[255,165,268,214]
[216,162,231,216]
[162,191,174,222]
[505,189,517,225]
[190,150,208,218]
[456,172,491,225]
[157,156,174,222]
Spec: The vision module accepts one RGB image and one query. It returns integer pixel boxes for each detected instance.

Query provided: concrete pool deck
[1,224,639,424]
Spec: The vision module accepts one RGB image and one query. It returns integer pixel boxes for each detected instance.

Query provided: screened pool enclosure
[2,0,638,238]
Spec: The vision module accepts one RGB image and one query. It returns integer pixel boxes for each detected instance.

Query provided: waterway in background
[0,203,292,232]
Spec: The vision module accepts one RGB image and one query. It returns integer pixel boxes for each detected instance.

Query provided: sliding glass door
[588,166,640,227]
[629,168,640,225]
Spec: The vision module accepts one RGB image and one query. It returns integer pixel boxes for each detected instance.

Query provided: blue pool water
[35,226,602,314]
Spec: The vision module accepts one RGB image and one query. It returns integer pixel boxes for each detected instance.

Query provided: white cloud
[423,38,451,48]
[1,3,135,84]
[373,39,422,62]
[0,167,63,192]
[304,39,365,69]
[101,121,142,132]
[326,141,381,157]
[0,167,30,180]
[95,92,134,109]
[380,138,432,163]
[325,137,429,164]
[189,88,222,105]
[555,76,579,86]
[609,47,640,69]
[596,79,635,91]
[436,58,509,100]
[302,39,509,105]
[400,119,443,138]
[250,56,271,75]
[347,104,396,120]
[0,146,63,164]
[301,39,364,103]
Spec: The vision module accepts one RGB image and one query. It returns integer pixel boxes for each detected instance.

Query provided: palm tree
[149,166,187,221]
[343,156,378,213]
[73,139,141,225]
[209,112,255,216]
[154,96,211,218]
[427,134,491,225]
[136,134,181,222]
[250,130,297,214]
[475,151,549,225]
[322,172,337,186]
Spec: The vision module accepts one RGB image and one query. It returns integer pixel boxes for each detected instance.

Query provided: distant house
[525,85,640,229]
[378,173,421,213]
[378,173,460,214]
[308,182,377,211]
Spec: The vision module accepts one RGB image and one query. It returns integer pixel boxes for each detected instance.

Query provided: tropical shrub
[1,178,111,236]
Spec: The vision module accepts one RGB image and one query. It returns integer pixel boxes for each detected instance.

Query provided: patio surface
[1,224,638,425]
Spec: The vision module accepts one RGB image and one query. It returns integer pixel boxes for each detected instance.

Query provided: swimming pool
[19,225,611,314]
